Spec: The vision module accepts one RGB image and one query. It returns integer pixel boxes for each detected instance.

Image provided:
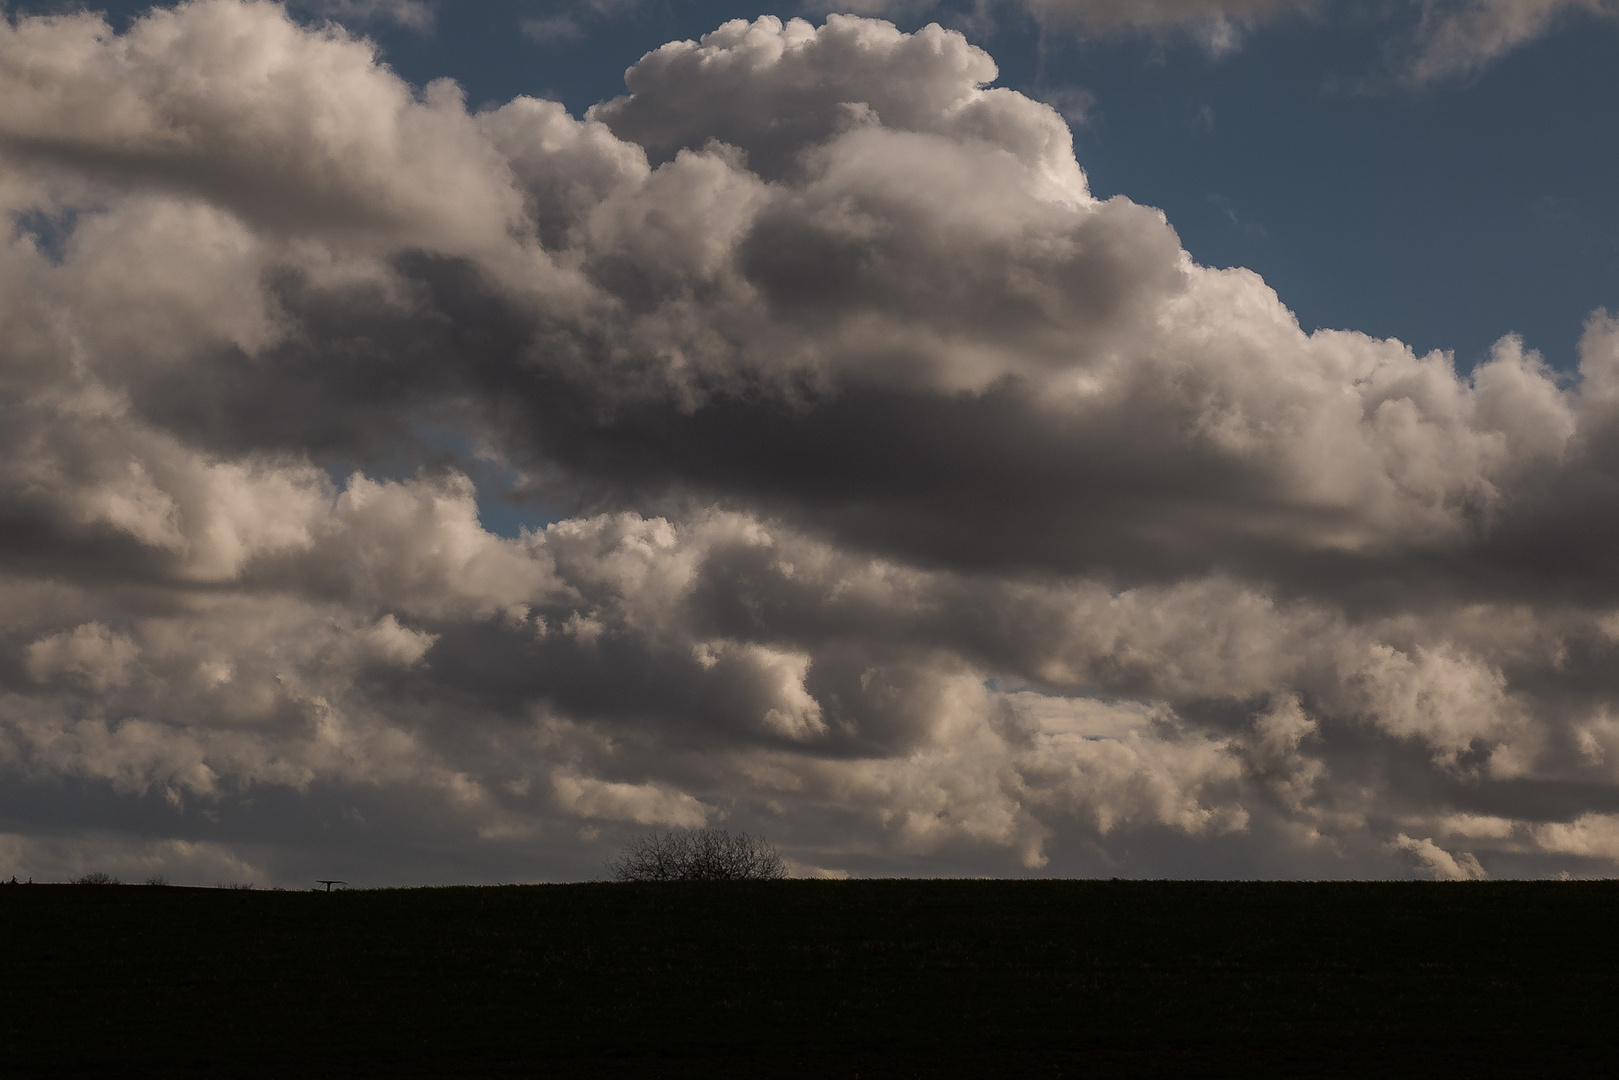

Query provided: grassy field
[4,879,1616,1077]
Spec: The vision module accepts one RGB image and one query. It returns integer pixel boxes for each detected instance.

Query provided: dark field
[5,879,1616,1077]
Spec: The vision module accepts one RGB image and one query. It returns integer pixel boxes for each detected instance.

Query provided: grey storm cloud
[1,1,1618,885]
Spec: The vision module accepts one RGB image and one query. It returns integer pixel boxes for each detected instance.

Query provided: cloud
[1534,813,1619,860]
[1017,0,1309,54]
[1390,833,1488,880]
[0,4,518,247]
[0,3,1617,884]
[1011,0,1618,79]
[520,15,584,45]
[516,0,656,47]
[294,0,435,31]
[799,0,945,18]
[551,769,710,827]
[25,624,140,692]
[0,832,266,886]
[1397,0,1619,84]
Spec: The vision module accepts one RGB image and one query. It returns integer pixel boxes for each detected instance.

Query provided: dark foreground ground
[4,879,1616,1077]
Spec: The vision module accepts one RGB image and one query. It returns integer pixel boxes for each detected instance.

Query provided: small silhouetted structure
[316,880,346,892]
[609,829,787,881]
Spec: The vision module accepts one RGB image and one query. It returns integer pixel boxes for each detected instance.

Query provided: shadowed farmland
[4,879,1616,1077]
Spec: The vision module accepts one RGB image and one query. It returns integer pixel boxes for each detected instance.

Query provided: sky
[1,0,1617,886]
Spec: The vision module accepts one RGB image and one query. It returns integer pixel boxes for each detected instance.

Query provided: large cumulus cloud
[0,1,1616,884]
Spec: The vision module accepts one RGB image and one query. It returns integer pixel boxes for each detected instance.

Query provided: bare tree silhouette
[72,871,119,886]
[609,829,787,881]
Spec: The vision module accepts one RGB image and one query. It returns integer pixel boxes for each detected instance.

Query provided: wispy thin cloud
[296,0,435,31]
[1397,0,1619,84]
[521,14,584,44]
[1014,0,1618,80]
